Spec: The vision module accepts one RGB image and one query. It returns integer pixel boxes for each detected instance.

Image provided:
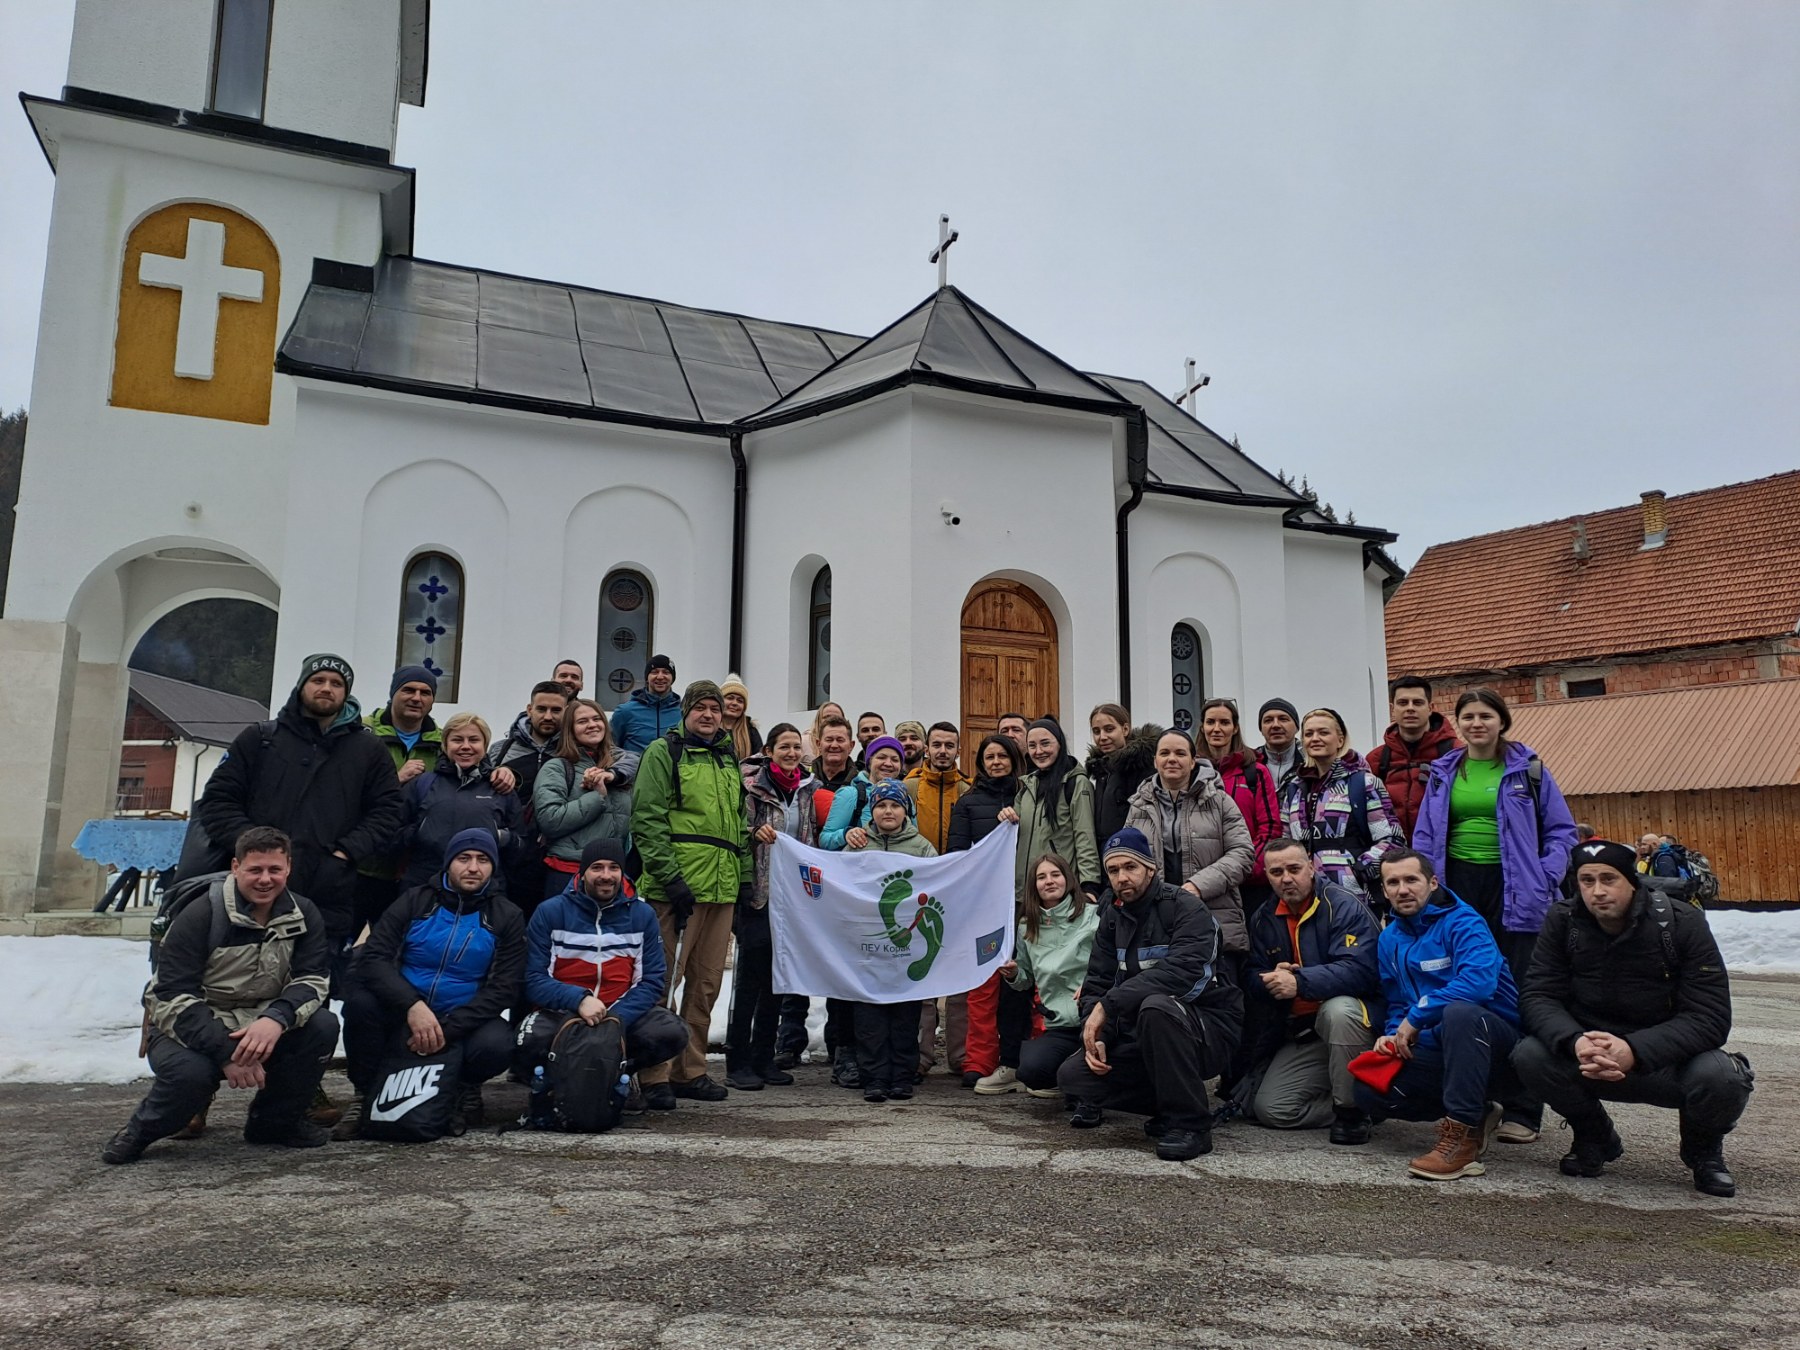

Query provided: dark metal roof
[278,258,863,432]
[276,260,1390,535]
[128,670,268,747]
[743,286,1133,426]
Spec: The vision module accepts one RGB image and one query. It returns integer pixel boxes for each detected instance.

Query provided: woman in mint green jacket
[1004,852,1098,1097]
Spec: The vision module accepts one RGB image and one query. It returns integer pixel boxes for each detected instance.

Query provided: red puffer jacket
[1214,751,1282,882]
[1369,714,1460,841]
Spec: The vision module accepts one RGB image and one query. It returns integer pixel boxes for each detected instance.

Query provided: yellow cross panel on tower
[110,202,281,425]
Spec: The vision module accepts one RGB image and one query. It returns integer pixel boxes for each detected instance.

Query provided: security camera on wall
[940,502,962,527]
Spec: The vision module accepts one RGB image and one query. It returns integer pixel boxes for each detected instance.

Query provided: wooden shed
[1510,681,1800,904]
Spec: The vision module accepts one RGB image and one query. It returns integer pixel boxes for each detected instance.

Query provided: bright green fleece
[1005,896,1099,1028]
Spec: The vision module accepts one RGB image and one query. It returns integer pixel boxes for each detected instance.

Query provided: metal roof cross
[929,214,960,289]
[1176,358,1211,414]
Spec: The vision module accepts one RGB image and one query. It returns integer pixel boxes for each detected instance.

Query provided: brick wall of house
[1413,637,1800,709]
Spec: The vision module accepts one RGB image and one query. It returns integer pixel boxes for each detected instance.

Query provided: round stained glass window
[821,673,830,697]
[818,620,831,654]
[608,578,645,611]
[610,626,638,651]
[608,668,634,693]
[1172,630,1196,660]
[1172,708,1193,732]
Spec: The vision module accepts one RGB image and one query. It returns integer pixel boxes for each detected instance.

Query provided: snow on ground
[3,910,1793,1084]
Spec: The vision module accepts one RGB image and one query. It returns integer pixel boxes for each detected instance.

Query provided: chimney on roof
[1640,490,1668,550]
[1571,521,1591,562]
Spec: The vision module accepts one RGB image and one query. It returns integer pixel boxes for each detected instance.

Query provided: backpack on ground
[360,1039,466,1142]
[514,1010,630,1133]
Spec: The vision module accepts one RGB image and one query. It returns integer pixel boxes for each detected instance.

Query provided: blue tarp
[71,819,186,873]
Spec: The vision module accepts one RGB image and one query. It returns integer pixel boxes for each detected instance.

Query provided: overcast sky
[3,2,1796,563]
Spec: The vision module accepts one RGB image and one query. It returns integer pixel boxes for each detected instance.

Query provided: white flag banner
[769,823,1018,1003]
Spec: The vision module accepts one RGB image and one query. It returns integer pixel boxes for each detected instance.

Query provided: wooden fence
[1564,785,1800,904]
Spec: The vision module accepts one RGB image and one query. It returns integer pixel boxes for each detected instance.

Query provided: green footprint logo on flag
[877,869,945,981]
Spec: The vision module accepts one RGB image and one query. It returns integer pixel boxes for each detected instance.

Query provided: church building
[0,0,1397,912]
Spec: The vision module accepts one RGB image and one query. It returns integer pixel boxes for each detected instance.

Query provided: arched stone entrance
[959,579,1059,768]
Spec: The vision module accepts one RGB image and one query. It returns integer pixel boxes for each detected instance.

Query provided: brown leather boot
[1408,1116,1487,1180]
[171,1100,212,1139]
[307,1085,343,1128]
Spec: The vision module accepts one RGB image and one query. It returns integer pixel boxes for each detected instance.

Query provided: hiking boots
[1495,1119,1540,1144]
[101,1126,148,1165]
[961,1070,982,1089]
[172,1101,212,1139]
[1680,1128,1737,1198]
[1069,1101,1105,1129]
[306,1085,343,1128]
[830,1051,862,1090]
[1408,1115,1488,1180]
[724,1066,766,1092]
[643,1083,678,1111]
[1143,1116,1169,1139]
[330,1095,366,1141]
[973,1066,1021,1095]
[772,1049,800,1071]
[757,1065,796,1087]
[1559,1120,1625,1177]
[244,1117,330,1149]
[672,1074,729,1102]
[458,1085,485,1130]
[1156,1129,1213,1162]
[1329,1106,1373,1146]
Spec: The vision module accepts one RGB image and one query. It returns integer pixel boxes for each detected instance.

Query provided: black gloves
[737,881,755,909]
[665,877,696,927]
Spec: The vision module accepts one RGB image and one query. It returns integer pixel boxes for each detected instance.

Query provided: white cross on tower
[137,217,265,380]
[929,214,960,289]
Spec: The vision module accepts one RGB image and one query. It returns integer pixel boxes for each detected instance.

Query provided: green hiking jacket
[1006,896,1100,1028]
[629,730,752,905]
[359,706,443,880]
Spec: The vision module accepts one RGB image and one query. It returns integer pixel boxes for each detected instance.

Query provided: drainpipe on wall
[728,431,748,673]
[1114,408,1149,709]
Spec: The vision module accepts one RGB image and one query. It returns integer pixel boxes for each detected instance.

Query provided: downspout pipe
[1115,407,1149,710]
[728,431,747,673]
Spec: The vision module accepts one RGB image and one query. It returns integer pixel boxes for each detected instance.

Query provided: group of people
[104,656,1753,1200]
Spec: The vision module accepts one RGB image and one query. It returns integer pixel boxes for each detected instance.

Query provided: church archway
[960,579,1059,768]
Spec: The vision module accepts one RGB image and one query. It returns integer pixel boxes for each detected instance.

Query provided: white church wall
[5,131,387,636]
[1363,566,1392,735]
[265,1,406,151]
[1129,496,1291,727]
[908,391,1119,729]
[1281,531,1381,748]
[67,0,218,111]
[741,394,915,732]
[282,385,733,723]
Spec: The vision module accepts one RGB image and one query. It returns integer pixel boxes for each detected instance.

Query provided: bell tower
[0,0,428,914]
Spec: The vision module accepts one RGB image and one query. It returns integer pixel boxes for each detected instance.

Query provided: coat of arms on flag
[798,864,823,899]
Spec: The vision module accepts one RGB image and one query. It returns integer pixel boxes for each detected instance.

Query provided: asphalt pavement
[2,977,1797,1350]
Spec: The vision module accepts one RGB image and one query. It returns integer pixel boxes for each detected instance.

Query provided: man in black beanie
[1513,839,1752,1197]
[1255,698,1302,795]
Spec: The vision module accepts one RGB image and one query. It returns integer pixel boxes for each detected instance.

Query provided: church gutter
[1115,407,1149,709]
[729,431,748,673]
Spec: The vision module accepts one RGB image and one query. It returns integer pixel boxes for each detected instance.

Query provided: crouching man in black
[1057,827,1243,1161]
[1512,839,1753,1197]
[104,827,336,1163]
[336,827,526,1137]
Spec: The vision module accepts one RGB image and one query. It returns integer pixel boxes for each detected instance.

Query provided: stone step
[0,909,154,939]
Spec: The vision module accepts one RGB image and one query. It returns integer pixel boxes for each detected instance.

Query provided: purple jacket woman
[1409,742,1578,934]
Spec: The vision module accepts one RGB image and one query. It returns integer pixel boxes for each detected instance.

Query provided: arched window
[807,565,832,709]
[1170,623,1204,734]
[598,569,655,711]
[397,552,463,701]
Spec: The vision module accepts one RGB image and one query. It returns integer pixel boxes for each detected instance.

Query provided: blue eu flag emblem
[975,927,1005,965]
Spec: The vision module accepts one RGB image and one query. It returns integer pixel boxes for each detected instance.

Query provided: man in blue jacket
[525,838,688,1092]
[338,828,525,1136]
[1241,838,1383,1143]
[608,654,683,754]
[1357,849,1521,1181]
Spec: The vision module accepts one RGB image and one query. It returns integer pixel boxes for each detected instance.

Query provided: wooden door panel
[960,581,1060,770]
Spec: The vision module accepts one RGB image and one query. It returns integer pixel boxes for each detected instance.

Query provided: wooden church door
[960,580,1059,768]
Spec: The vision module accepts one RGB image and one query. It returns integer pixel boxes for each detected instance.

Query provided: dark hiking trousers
[853,999,922,1095]
[776,994,812,1057]
[726,928,781,1074]
[1448,858,1544,1132]
[1056,995,1232,1133]
[1018,1027,1082,1091]
[341,983,513,1096]
[1356,1000,1519,1128]
[128,1010,339,1143]
[1512,1037,1753,1137]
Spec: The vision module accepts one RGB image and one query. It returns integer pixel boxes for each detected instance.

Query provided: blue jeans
[1356,1001,1519,1128]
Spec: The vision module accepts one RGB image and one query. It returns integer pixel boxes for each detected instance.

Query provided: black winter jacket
[1077,878,1243,1036]
[946,776,1016,852]
[200,691,403,939]
[396,759,524,889]
[1520,890,1733,1074]
[358,883,527,1043]
[1085,724,1162,845]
